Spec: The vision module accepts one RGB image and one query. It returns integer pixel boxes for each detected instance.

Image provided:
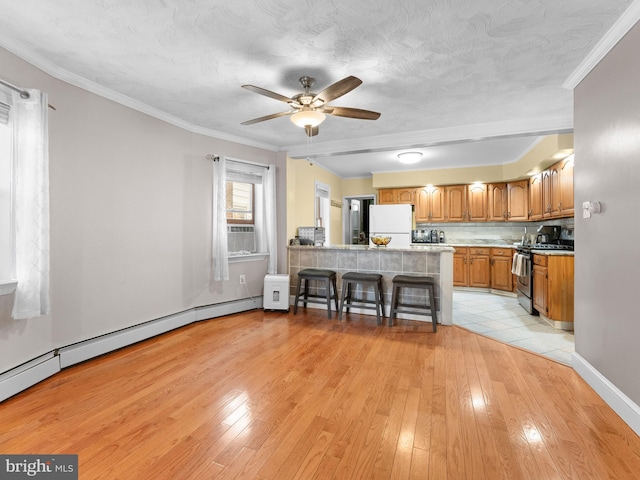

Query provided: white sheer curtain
[263,165,277,274]
[12,89,50,319]
[211,155,229,281]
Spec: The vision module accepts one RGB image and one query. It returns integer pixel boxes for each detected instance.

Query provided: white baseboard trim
[196,297,262,321]
[1,297,262,402]
[572,352,640,436]
[0,353,60,403]
[58,309,198,368]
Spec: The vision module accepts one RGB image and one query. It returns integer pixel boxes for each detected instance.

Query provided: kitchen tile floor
[453,290,575,365]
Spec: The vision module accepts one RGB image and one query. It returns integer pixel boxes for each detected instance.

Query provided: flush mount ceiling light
[397,152,423,164]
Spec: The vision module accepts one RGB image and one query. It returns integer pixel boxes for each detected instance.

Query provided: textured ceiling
[0,0,634,177]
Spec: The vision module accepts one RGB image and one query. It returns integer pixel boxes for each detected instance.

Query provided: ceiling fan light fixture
[397,152,423,164]
[290,110,326,128]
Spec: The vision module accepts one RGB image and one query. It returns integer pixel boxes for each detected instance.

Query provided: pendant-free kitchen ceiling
[0,0,634,176]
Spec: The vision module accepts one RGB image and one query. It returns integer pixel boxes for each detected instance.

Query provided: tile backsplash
[415,218,574,245]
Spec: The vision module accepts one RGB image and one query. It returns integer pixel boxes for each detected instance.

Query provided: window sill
[0,279,17,296]
[228,253,269,263]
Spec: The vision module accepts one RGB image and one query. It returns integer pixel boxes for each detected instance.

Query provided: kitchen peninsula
[288,244,455,325]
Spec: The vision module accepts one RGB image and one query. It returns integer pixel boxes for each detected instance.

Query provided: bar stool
[338,272,385,325]
[293,269,339,319]
[389,274,438,332]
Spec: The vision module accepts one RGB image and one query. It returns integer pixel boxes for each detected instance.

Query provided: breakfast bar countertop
[287,244,454,325]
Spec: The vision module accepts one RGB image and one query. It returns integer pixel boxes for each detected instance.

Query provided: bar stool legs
[389,275,438,332]
[338,272,385,325]
[293,269,339,319]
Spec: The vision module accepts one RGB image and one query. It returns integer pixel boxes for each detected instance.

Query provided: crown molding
[0,33,279,152]
[564,0,640,90]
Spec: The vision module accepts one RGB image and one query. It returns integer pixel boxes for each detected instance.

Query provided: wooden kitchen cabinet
[453,247,469,286]
[490,247,514,292]
[467,183,488,221]
[507,180,529,221]
[488,183,508,221]
[378,188,396,204]
[469,247,491,287]
[533,254,574,327]
[559,156,574,217]
[488,181,529,222]
[533,255,548,315]
[445,185,467,222]
[529,173,544,220]
[543,165,561,218]
[378,187,415,205]
[415,185,445,222]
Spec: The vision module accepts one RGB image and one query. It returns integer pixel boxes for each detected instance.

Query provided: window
[226,181,254,223]
[225,161,265,255]
[0,90,16,293]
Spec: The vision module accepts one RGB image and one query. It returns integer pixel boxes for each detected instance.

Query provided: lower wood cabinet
[453,247,491,288]
[533,254,574,325]
[490,248,514,292]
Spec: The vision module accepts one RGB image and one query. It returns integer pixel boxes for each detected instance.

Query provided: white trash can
[263,274,290,311]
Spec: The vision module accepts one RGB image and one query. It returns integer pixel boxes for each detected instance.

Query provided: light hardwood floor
[1,309,640,479]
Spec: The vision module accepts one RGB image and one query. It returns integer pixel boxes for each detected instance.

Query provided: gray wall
[0,47,287,374]
[574,22,640,404]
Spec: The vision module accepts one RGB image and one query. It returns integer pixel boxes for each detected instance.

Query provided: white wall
[0,47,286,374]
[573,22,640,405]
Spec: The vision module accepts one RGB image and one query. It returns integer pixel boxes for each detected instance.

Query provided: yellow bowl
[371,236,391,246]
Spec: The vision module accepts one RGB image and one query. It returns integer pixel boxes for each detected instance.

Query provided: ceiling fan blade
[304,125,319,137]
[325,106,381,120]
[312,76,362,104]
[241,111,293,125]
[242,84,293,104]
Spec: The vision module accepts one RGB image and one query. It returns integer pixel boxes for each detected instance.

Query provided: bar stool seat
[389,274,438,331]
[338,272,385,325]
[293,268,339,319]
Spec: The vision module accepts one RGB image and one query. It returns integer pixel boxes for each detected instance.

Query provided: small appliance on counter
[297,226,325,246]
[535,225,561,244]
[412,229,445,244]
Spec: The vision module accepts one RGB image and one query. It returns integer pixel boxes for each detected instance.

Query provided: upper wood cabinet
[488,181,528,221]
[467,183,488,222]
[543,165,561,218]
[445,185,467,222]
[536,156,574,220]
[378,158,573,222]
[488,183,508,221]
[559,157,574,217]
[506,180,529,221]
[415,186,445,223]
[529,173,544,221]
[378,188,415,205]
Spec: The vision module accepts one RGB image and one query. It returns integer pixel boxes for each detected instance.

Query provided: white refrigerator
[369,204,413,247]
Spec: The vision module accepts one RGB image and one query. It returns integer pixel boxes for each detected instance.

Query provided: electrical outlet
[239,274,246,285]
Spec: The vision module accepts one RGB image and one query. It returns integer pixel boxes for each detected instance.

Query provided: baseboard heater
[0,297,262,403]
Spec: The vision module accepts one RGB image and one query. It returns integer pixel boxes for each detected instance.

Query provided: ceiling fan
[241,76,381,137]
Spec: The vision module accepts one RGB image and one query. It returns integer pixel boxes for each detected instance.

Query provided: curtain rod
[206,154,271,169]
[0,78,30,99]
[0,78,57,110]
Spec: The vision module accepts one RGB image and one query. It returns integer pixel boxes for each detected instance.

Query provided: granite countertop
[531,250,575,256]
[287,244,455,252]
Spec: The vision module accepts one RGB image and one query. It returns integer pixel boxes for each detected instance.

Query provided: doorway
[342,195,376,245]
